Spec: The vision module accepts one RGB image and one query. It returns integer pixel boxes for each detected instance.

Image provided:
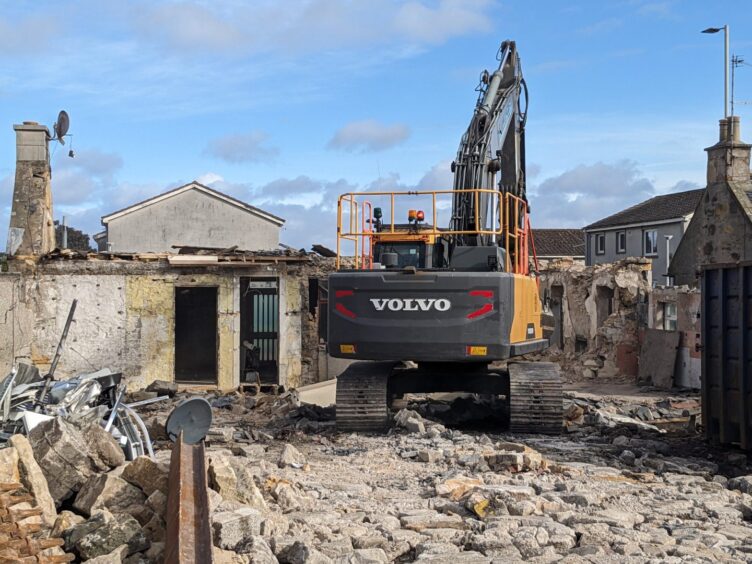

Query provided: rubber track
[508,361,563,435]
[336,362,391,432]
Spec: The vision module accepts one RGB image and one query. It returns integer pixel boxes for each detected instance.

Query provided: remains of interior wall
[294,256,342,386]
[648,286,701,388]
[534,257,652,382]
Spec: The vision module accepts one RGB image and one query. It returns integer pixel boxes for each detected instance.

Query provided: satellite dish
[165,397,213,444]
[53,111,69,145]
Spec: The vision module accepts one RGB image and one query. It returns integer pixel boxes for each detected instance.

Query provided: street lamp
[702,25,729,117]
[664,234,673,286]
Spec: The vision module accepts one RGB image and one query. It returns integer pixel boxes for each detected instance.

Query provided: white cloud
[416,160,453,190]
[196,172,224,185]
[204,131,279,163]
[51,149,123,205]
[133,3,246,54]
[328,120,411,152]
[393,0,492,44]
[528,160,655,228]
[130,0,494,56]
[0,14,57,55]
[668,179,701,192]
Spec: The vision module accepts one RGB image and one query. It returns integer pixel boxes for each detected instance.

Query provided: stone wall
[531,258,652,382]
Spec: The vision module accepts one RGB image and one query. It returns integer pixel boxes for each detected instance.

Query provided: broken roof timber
[167,254,308,267]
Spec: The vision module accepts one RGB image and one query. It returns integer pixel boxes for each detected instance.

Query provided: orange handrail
[336,189,536,276]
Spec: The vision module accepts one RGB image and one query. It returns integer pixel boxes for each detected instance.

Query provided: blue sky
[1,0,750,250]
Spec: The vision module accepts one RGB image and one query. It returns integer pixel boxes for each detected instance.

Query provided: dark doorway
[595,285,615,329]
[175,286,218,383]
[240,278,279,384]
[550,285,564,350]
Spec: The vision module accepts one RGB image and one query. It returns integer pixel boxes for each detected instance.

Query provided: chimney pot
[22,121,38,125]
[729,115,741,143]
[719,118,729,142]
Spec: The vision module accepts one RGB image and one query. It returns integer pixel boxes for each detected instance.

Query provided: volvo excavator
[327,40,562,434]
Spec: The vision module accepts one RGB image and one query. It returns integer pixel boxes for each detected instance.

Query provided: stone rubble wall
[533,258,653,382]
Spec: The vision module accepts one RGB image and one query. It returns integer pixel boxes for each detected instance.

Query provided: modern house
[532,229,585,264]
[583,189,704,284]
[95,181,284,253]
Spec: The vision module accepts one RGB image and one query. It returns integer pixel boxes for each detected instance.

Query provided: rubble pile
[0,383,749,562]
[562,391,701,434]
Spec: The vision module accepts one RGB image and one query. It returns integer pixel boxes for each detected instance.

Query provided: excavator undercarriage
[335,361,562,434]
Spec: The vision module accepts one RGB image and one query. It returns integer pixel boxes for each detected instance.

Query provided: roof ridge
[584,188,704,230]
[101,181,284,225]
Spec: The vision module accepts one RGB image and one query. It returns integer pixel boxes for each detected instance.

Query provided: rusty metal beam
[165,433,213,564]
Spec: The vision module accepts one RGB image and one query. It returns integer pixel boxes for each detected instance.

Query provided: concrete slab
[294,378,336,407]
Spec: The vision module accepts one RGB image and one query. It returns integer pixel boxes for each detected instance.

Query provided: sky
[1,0,751,250]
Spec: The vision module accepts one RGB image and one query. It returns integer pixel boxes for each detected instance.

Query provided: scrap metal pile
[0,301,163,462]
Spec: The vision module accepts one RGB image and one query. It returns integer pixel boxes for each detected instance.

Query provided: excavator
[327,40,562,434]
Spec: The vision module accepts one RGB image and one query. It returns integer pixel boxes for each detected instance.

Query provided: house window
[616,231,626,254]
[643,229,658,256]
[595,233,605,255]
[662,302,677,331]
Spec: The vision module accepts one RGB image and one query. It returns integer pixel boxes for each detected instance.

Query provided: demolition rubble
[0,381,750,563]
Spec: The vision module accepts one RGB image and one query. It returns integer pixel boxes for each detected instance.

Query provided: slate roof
[585,188,705,231]
[584,189,704,230]
[532,229,585,257]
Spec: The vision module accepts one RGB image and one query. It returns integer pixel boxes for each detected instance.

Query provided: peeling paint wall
[0,260,310,392]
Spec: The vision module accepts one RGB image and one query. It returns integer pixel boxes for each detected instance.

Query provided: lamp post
[664,234,673,286]
[702,25,729,117]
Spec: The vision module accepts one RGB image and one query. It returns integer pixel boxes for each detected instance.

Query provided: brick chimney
[6,122,55,256]
[705,116,751,184]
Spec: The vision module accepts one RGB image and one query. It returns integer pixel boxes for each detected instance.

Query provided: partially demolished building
[535,257,652,382]
[1,122,330,392]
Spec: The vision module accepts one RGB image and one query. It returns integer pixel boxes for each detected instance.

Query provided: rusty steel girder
[165,433,213,564]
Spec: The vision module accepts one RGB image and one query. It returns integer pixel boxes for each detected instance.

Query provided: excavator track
[336,362,391,432]
[508,362,563,435]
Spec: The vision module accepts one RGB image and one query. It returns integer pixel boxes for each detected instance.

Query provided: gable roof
[584,189,704,231]
[532,228,585,257]
[727,180,752,224]
[101,181,284,226]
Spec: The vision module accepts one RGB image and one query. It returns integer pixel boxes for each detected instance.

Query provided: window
[373,242,426,268]
[661,302,677,331]
[616,231,626,254]
[643,229,658,256]
[595,233,605,255]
